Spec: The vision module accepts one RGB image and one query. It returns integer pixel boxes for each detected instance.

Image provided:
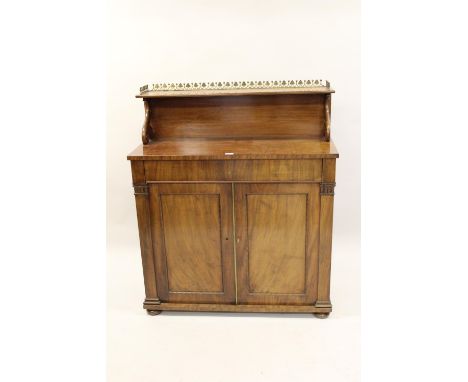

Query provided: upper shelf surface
[137,79,334,98]
[127,138,339,161]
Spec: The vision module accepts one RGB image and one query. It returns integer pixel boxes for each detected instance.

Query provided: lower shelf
[143,301,332,314]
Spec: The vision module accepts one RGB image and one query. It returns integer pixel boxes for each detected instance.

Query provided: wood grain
[324,94,331,141]
[128,139,339,161]
[161,194,223,292]
[317,159,336,307]
[149,183,236,303]
[131,161,159,303]
[144,159,322,182]
[143,302,332,314]
[141,100,154,144]
[147,95,326,140]
[247,194,307,294]
[235,183,320,305]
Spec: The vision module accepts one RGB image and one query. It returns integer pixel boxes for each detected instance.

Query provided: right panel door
[234,183,320,305]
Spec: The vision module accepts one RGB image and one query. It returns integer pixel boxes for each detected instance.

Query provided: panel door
[149,183,236,303]
[234,183,320,305]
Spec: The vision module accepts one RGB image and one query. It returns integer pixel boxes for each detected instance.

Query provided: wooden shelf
[137,87,334,98]
[128,138,339,161]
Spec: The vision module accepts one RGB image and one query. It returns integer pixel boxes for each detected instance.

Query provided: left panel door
[149,183,236,304]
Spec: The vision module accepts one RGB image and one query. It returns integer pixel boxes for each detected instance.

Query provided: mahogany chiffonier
[127,80,339,318]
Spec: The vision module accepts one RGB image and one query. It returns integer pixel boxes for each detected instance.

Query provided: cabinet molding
[133,184,149,195]
[320,182,336,196]
[144,302,332,314]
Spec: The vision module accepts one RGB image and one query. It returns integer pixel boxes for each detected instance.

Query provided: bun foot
[147,310,162,316]
[314,313,330,319]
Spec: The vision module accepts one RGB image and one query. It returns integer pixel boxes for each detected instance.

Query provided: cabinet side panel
[130,160,159,303]
[317,159,336,306]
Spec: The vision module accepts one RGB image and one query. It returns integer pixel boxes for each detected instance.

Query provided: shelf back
[146,94,329,140]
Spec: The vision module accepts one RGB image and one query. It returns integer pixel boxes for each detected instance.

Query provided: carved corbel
[141,100,152,144]
[324,94,331,141]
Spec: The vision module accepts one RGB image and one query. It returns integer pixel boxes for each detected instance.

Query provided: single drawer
[231,160,322,181]
[144,159,322,182]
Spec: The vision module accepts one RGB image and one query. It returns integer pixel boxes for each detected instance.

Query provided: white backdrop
[107,1,360,381]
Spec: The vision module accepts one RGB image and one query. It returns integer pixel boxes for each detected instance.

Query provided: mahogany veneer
[127,80,339,317]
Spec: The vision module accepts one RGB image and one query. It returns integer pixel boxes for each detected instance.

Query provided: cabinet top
[127,138,339,160]
[137,79,334,98]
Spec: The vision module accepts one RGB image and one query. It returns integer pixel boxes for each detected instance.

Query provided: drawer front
[144,159,322,182]
[231,160,322,182]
